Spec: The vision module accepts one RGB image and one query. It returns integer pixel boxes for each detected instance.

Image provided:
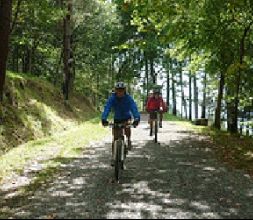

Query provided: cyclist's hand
[102,119,109,127]
[132,119,140,127]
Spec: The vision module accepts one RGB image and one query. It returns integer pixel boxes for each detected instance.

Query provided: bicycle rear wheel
[150,125,153,136]
[154,120,158,143]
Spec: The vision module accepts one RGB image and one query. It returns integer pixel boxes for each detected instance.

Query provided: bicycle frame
[108,123,135,182]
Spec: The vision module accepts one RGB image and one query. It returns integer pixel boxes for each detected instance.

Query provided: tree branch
[10,0,23,34]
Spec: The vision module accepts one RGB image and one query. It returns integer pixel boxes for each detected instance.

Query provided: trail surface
[1,114,253,219]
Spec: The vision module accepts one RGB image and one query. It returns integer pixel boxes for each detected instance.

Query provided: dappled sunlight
[246,189,253,197]
[1,120,253,218]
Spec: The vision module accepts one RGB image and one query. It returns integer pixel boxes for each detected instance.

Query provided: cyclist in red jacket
[146,89,167,129]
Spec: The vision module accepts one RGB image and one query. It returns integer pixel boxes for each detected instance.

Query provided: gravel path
[1,115,253,219]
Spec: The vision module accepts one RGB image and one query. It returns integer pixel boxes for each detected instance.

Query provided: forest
[1,0,253,134]
[1,1,253,219]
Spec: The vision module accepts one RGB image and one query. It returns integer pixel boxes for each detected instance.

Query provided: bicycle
[149,110,160,143]
[107,122,136,182]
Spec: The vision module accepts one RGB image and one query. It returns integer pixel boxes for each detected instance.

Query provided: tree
[63,0,73,101]
[0,0,12,102]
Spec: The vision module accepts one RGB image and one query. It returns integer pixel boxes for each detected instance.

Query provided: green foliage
[6,0,253,134]
[0,71,98,155]
[9,0,64,77]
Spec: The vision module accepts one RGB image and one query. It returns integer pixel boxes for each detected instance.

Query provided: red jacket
[146,96,167,112]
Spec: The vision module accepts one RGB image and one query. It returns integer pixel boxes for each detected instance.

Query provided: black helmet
[153,88,160,94]
[115,82,126,89]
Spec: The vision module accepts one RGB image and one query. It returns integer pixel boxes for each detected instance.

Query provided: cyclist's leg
[125,127,131,149]
[124,120,132,150]
[112,127,121,166]
[159,112,163,128]
[112,128,114,158]
[150,120,154,136]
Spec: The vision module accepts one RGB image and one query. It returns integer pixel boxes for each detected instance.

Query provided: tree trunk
[28,47,32,73]
[189,70,192,121]
[0,0,12,102]
[12,47,15,71]
[63,0,73,101]
[145,52,149,101]
[96,72,100,110]
[193,74,198,119]
[54,49,63,86]
[10,0,22,34]
[111,54,114,88]
[214,71,225,129]
[179,63,183,117]
[166,60,170,110]
[179,62,187,118]
[201,72,207,119]
[228,22,253,133]
[15,46,19,72]
[150,57,156,84]
[172,67,177,116]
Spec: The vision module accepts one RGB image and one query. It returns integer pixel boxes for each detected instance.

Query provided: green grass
[163,113,195,129]
[0,118,108,183]
[163,113,189,122]
[0,71,107,186]
[190,124,253,177]
[1,71,98,154]
[164,113,253,177]
[0,120,108,204]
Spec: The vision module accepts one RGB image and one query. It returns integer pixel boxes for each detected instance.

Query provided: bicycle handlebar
[148,110,162,113]
[108,123,137,128]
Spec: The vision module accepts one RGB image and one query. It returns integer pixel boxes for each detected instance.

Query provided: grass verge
[195,126,253,177]
[164,113,253,177]
[0,118,108,184]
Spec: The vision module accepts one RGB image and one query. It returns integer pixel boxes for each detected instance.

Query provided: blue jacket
[102,93,140,121]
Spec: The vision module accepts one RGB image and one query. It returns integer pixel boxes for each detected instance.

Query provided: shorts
[149,111,159,120]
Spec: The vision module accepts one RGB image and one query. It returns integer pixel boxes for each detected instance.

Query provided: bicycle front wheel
[115,140,123,182]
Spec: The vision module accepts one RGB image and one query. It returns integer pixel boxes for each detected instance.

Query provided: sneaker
[159,122,163,128]
[124,145,128,156]
[127,140,132,151]
[111,159,115,167]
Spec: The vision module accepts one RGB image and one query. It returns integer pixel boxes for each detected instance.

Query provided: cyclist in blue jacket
[102,82,140,164]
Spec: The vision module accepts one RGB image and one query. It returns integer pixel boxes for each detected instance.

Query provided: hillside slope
[0,72,97,155]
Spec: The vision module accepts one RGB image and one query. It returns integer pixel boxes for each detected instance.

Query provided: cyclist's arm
[129,96,140,121]
[162,100,168,112]
[159,97,167,112]
[102,96,114,120]
[146,98,152,112]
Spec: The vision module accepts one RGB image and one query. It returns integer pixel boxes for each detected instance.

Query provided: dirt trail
[1,115,253,219]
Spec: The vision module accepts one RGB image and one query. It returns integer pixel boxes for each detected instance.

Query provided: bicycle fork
[113,138,125,161]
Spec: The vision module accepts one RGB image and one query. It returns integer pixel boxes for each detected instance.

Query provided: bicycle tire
[150,126,153,136]
[115,140,123,182]
[154,120,158,143]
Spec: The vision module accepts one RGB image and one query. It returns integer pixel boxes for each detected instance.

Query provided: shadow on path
[1,120,253,219]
